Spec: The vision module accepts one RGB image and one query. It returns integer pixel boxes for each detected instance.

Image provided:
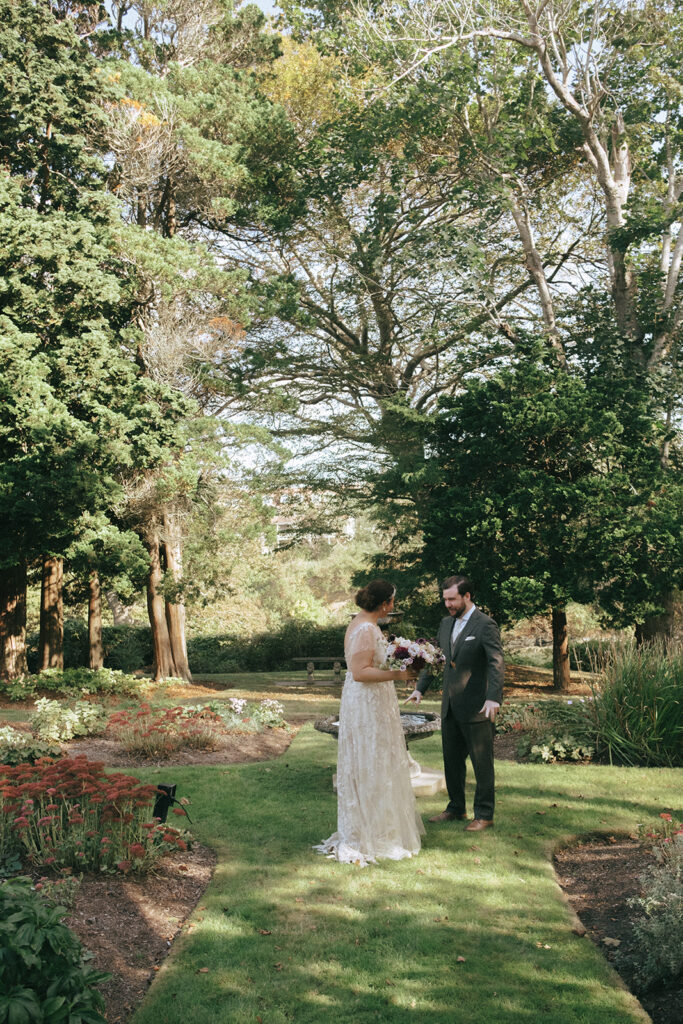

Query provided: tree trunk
[38,556,64,671]
[0,562,28,681]
[551,606,571,691]
[104,590,135,625]
[162,511,191,681]
[88,571,104,670]
[635,590,677,646]
[144,527,178,681]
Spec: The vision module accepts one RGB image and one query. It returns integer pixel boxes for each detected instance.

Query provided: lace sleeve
[346,622,382,659]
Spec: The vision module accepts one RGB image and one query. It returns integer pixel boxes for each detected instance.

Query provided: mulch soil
[2,671,676,1024]
[554,839,682,1024]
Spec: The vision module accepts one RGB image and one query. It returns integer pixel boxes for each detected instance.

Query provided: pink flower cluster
[0,755,190,874]
[385,636,445,675]
[107,703,223,757]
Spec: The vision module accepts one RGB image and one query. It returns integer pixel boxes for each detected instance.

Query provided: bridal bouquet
[385,636,445,676]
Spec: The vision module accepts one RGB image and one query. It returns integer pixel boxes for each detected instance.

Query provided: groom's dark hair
[441,575,474,600]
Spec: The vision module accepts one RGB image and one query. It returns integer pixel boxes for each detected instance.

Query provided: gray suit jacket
[417,608,504,723]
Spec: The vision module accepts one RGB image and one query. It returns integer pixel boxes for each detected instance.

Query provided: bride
[314,580,425,866]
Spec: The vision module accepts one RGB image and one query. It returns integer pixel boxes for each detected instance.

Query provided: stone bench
[291,656,346,683]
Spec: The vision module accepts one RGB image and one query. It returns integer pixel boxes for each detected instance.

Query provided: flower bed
[0,755,190,874]
[106,703,224,757]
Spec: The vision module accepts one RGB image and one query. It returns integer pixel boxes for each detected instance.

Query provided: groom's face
[443,585,469,618]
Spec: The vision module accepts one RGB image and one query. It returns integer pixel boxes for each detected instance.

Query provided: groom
[407,575,504,832]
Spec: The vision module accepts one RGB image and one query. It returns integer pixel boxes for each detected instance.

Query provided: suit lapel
[452,609,480,659]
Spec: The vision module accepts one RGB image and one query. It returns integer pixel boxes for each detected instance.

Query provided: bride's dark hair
[355,579,396,612]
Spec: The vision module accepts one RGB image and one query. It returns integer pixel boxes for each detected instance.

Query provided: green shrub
[615,827,683,992]
[102,624,153,671]
[518,734,595,763]
[205,698,287,731]
[187,621,347,673]
[2,667,142,702]
[591,642,682,766]
[0,876,109,1024]
[30,699,109,743]
[0,725,59,766]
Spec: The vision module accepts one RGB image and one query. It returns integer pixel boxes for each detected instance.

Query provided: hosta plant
[0,725,59,766]
[0,876,109,1024]
[207,697,287,732]
[30,698,109,743]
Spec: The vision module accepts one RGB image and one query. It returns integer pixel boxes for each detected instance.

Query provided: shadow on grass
[129,728,675,1024]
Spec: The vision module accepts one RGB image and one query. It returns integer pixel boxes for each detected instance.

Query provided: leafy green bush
[102,624,153,671]
[519,734,595,763]
[205,698,287,731]
[615,817,683,992]
[0,725,59,766]
[0,876,109,1024]
[497,699,597,763]
[187,621,347,673]
[591,642,682,766]
[496,699,596,740]
[30,699,109,743]
[2,667,142,702]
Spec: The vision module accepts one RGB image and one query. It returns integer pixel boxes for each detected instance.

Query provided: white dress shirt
[451,604,477,650]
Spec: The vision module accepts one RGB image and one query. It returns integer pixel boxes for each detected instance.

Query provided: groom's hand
[480,700,500,721]
[404,689,422,705]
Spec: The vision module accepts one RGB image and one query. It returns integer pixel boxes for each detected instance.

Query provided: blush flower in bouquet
[385,636,445,675]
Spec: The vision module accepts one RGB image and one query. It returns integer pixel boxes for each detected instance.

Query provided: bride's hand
[395,667,418,682]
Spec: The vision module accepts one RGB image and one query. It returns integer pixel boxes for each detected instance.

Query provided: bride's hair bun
[355,579,396,612]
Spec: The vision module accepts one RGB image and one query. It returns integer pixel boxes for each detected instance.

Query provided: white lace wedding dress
[314,621,425,866]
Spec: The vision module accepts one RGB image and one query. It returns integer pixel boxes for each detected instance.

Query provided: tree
[0,0,197,679]
[98,0,284,679]
[373,353,681,688]
[342,0,683,634]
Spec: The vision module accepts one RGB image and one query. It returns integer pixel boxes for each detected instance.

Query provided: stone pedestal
[406,752,448,797]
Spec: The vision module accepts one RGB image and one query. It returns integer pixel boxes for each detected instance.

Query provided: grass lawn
[130,726,678,1024]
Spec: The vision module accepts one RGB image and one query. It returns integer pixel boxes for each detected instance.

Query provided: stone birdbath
[314,710,447,797]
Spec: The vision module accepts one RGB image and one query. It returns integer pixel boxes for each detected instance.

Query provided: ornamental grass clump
[107,703,224,757]
[591,641,682,766]
[0,755,191,874]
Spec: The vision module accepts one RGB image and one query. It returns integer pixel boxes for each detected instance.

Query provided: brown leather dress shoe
[464,819,494,831]
[428,810,468,823]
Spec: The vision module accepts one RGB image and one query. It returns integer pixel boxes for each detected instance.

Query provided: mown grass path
[131,726,678,1024]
